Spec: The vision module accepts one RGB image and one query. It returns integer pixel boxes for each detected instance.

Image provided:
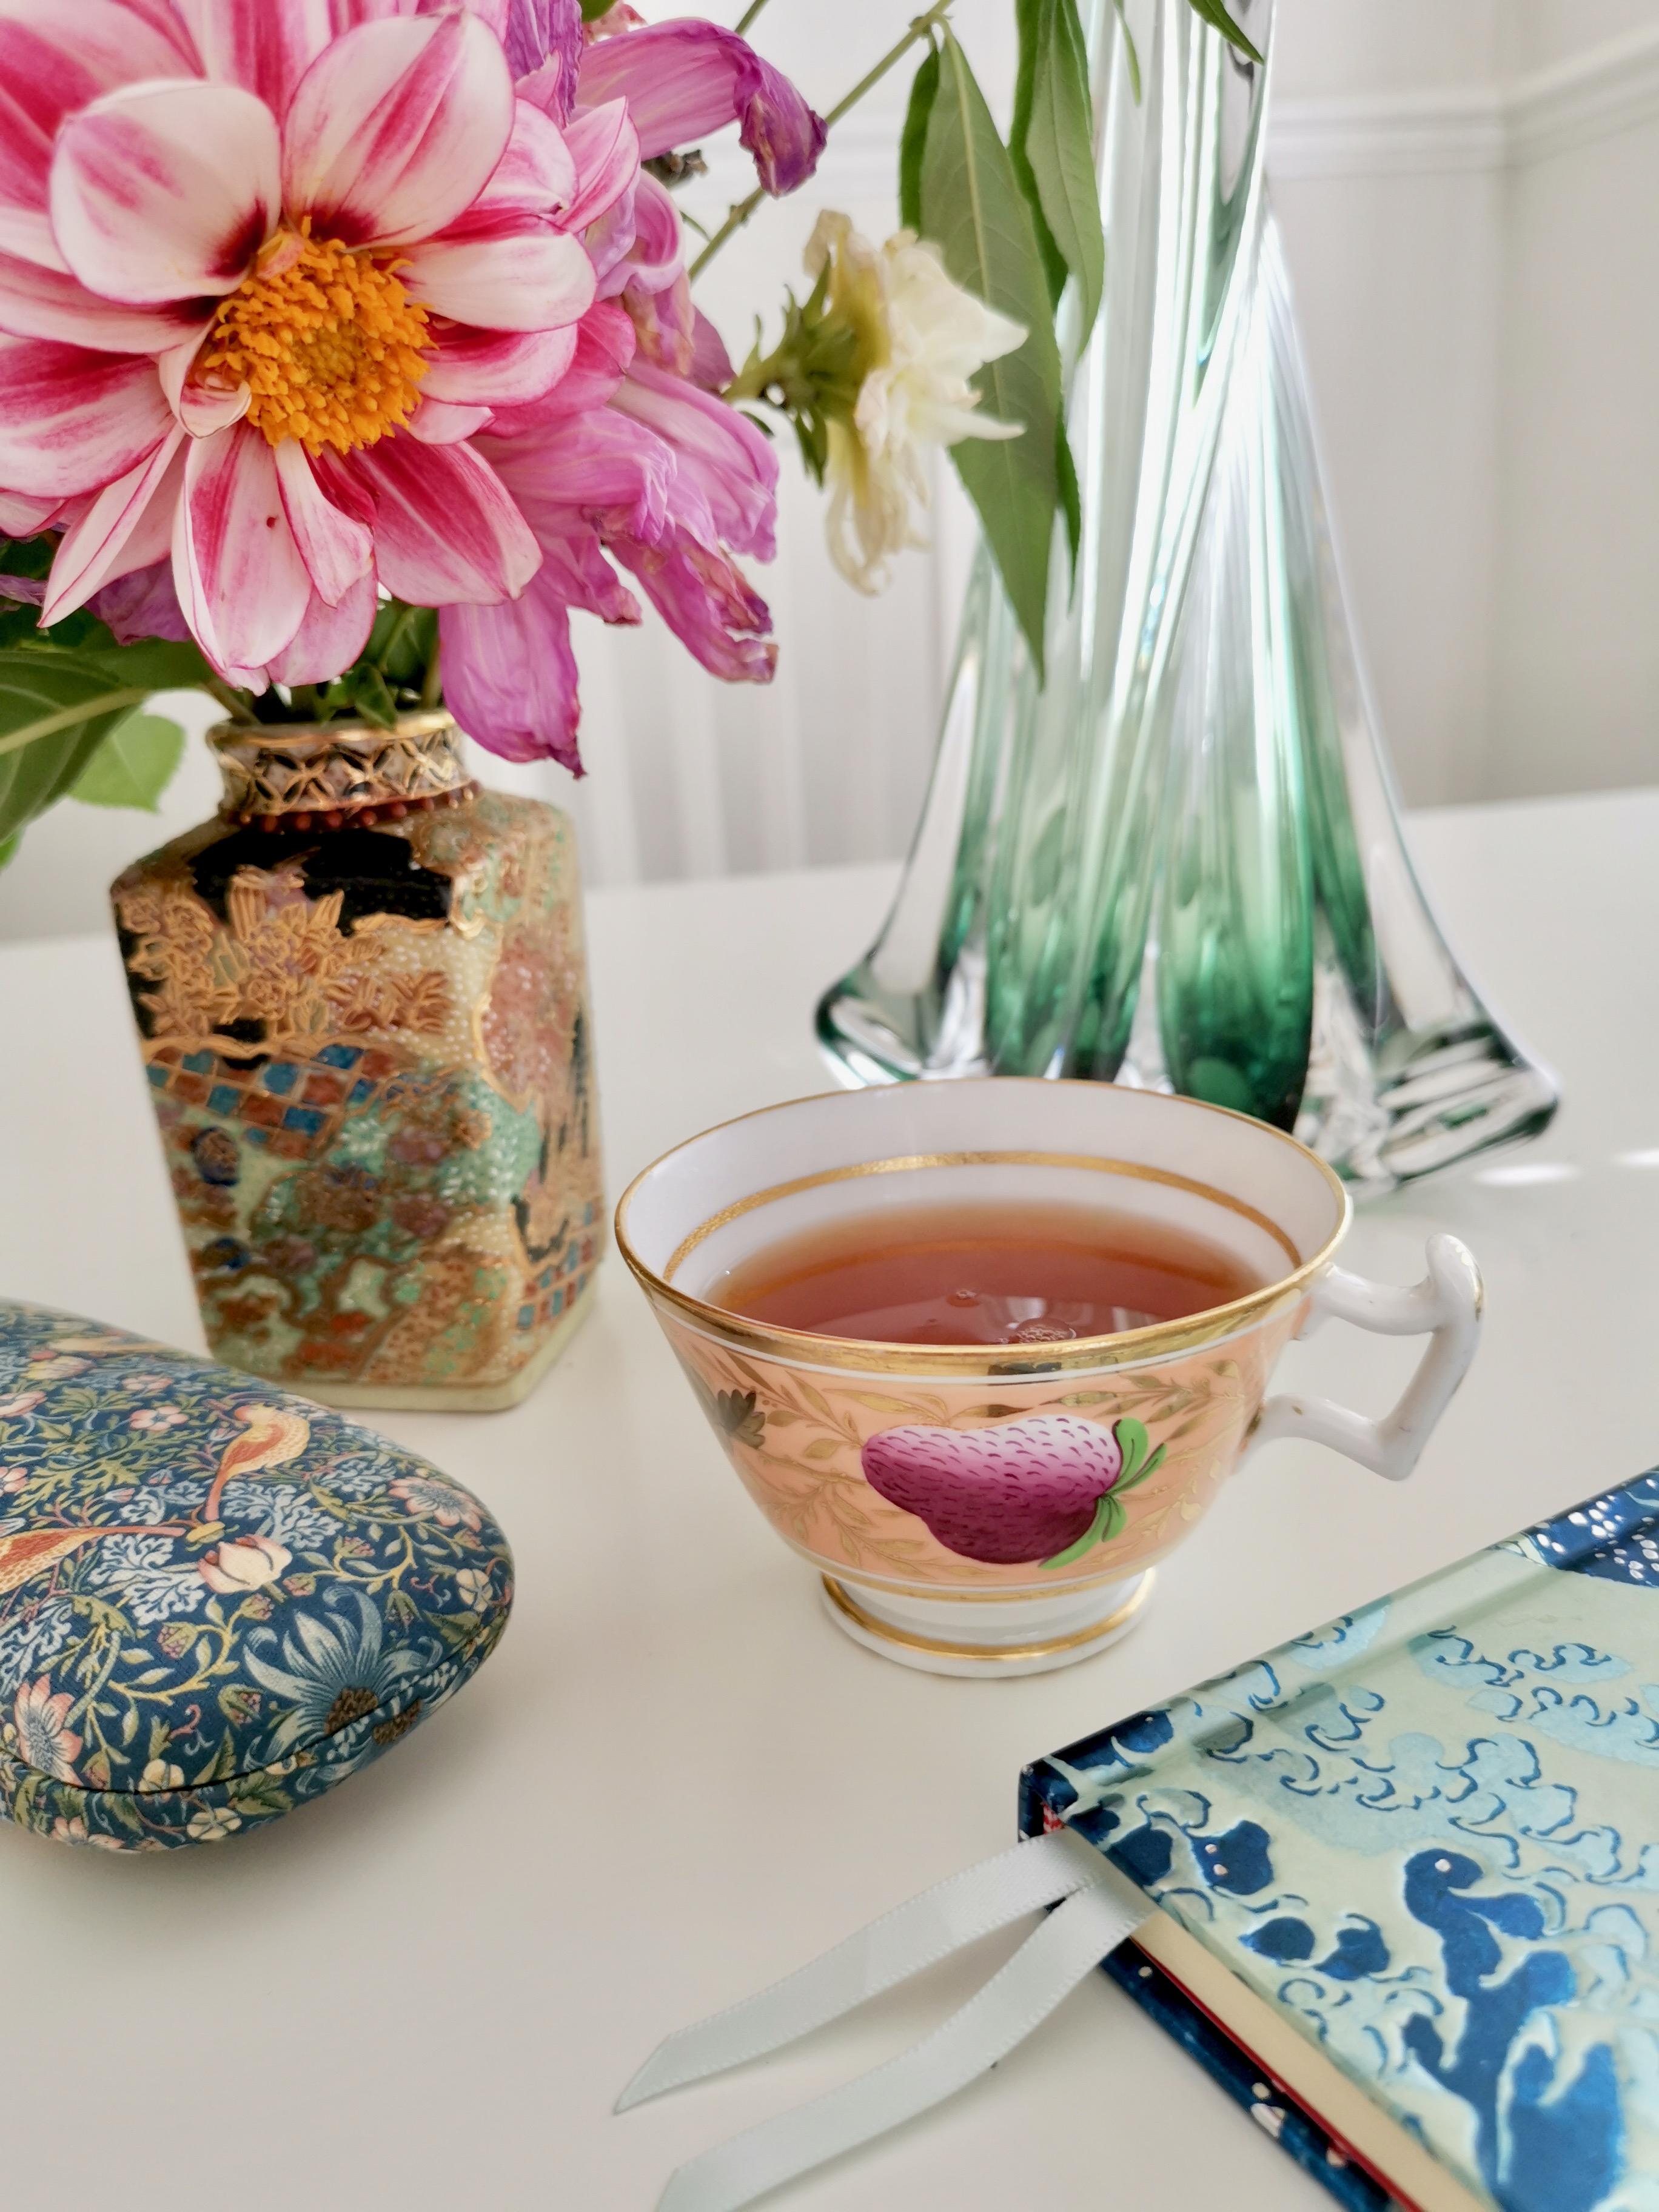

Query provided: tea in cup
[616,1079,1481,1676]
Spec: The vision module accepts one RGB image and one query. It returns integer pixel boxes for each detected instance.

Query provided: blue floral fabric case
[1022,1475,1659,2212]
[0,1302,512,1849]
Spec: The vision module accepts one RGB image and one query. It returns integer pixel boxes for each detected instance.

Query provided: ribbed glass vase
[817,0,1555,1193]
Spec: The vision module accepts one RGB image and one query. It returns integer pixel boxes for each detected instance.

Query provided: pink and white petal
[0,1,192,272]
[169,0,335,117]
[41,425,185,623]
[574,21,825,194]
[421,322,575,406]
[404,395,492,443]
[532,523,638,625]
[347,435,539,603]
[436,99,575,233]
[401,227,594,334]
[491,409,670,541]
[275,440,373,605]
[264,569,378,685]
[0,250,211,353]
[157,335,250,435]
[110,0,204,63]
[689,308,734,394]
[173,423,311,674]
[625,270,694,377]
[439,575,584,771]
[489,0,583,90]
[51,82,280,306]
[479,299,631,434]
[556,99,638,235]
[610,360,777,559]
[623,171,680,290]
[0,489,68,534]
[587,192,637,299]
[611,528,775,684]
[0,337,173,498]
[282,13,513,250]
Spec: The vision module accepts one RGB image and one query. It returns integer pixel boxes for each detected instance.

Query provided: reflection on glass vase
[112,712,603,1410]
[817,0,1555,1193]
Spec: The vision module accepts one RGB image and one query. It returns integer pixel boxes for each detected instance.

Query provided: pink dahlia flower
[0,2,635,685]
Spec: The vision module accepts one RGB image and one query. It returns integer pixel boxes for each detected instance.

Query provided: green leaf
[1012,0,1105,338]
[338,662,397,729]
[1186,0,1264,66]
[0,648,157,847]
[366,598,437,691]
[1113,0,1143,101]
[1056,417,1082,582]
[898,43,940,235]
[1009,1,1065,310]
[82,637,210,692]
[69,710,184,812]
[0,831,16,871]
[578,0,612,17]
[1114,1443,1165,1495]
[1039,1488,1125,1569]
[920,30,1064,679]
[1114,1416,1150,1479]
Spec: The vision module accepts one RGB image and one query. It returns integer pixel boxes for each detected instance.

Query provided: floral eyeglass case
[0,1301,512,1850]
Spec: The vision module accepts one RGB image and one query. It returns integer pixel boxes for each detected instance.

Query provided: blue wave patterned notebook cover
[1020,1474,1659,2212]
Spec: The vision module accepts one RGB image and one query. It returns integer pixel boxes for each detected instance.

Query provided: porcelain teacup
[616,1079,1482,1677]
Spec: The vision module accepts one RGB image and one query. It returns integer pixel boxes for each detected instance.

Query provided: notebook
[1020,1473,1659,2212]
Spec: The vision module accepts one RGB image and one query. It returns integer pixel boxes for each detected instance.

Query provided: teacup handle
[1247,1233,1483,1483]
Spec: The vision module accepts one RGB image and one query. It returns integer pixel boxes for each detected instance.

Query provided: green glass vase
[817,0,1555,1193]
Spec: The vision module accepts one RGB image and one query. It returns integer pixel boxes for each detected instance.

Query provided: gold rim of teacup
[615,1078,1352,1377]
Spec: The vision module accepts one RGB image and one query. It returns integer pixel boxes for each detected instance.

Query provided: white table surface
[1,786,1655,2210]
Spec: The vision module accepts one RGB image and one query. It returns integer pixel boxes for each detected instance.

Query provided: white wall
[1490,8,1659,799]
[1,0,1654,941]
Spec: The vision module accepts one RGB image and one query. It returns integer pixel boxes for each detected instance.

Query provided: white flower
[140,1759,185,1793]
[805,212,1025,595]
[453,1567,492,1610]
[186,1806,242,1843]
[199,1536,292,1596]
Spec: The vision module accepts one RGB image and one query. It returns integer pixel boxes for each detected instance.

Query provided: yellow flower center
[201,226,432,455]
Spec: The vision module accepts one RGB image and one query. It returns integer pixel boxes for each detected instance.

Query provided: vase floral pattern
[112,719,603,1409]
[657,1305,1294,1594]
[0,1304,512,1851]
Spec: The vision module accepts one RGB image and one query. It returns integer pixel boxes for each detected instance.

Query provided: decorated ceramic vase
[112,714,603,1410]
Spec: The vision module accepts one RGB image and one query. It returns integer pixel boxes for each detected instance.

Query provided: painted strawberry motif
[861,1415,1165,1568]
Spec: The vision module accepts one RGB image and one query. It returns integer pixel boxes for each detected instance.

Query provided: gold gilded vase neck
[211,711,474,831]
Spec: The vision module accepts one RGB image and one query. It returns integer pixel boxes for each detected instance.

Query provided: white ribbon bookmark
[618,1829,1152,2212]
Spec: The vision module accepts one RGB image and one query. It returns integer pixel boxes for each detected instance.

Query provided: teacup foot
[819,1571,1154,1678]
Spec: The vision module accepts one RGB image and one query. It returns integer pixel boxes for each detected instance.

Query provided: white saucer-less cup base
[818,1570,1153,1678]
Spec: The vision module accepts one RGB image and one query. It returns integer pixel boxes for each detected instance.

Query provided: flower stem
[689,0,955,281]
[734,0,773,29]
[201,677,258,725]
[420,638,443,710]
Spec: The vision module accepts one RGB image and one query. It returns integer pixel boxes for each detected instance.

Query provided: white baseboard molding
[1272,21,1659,181]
